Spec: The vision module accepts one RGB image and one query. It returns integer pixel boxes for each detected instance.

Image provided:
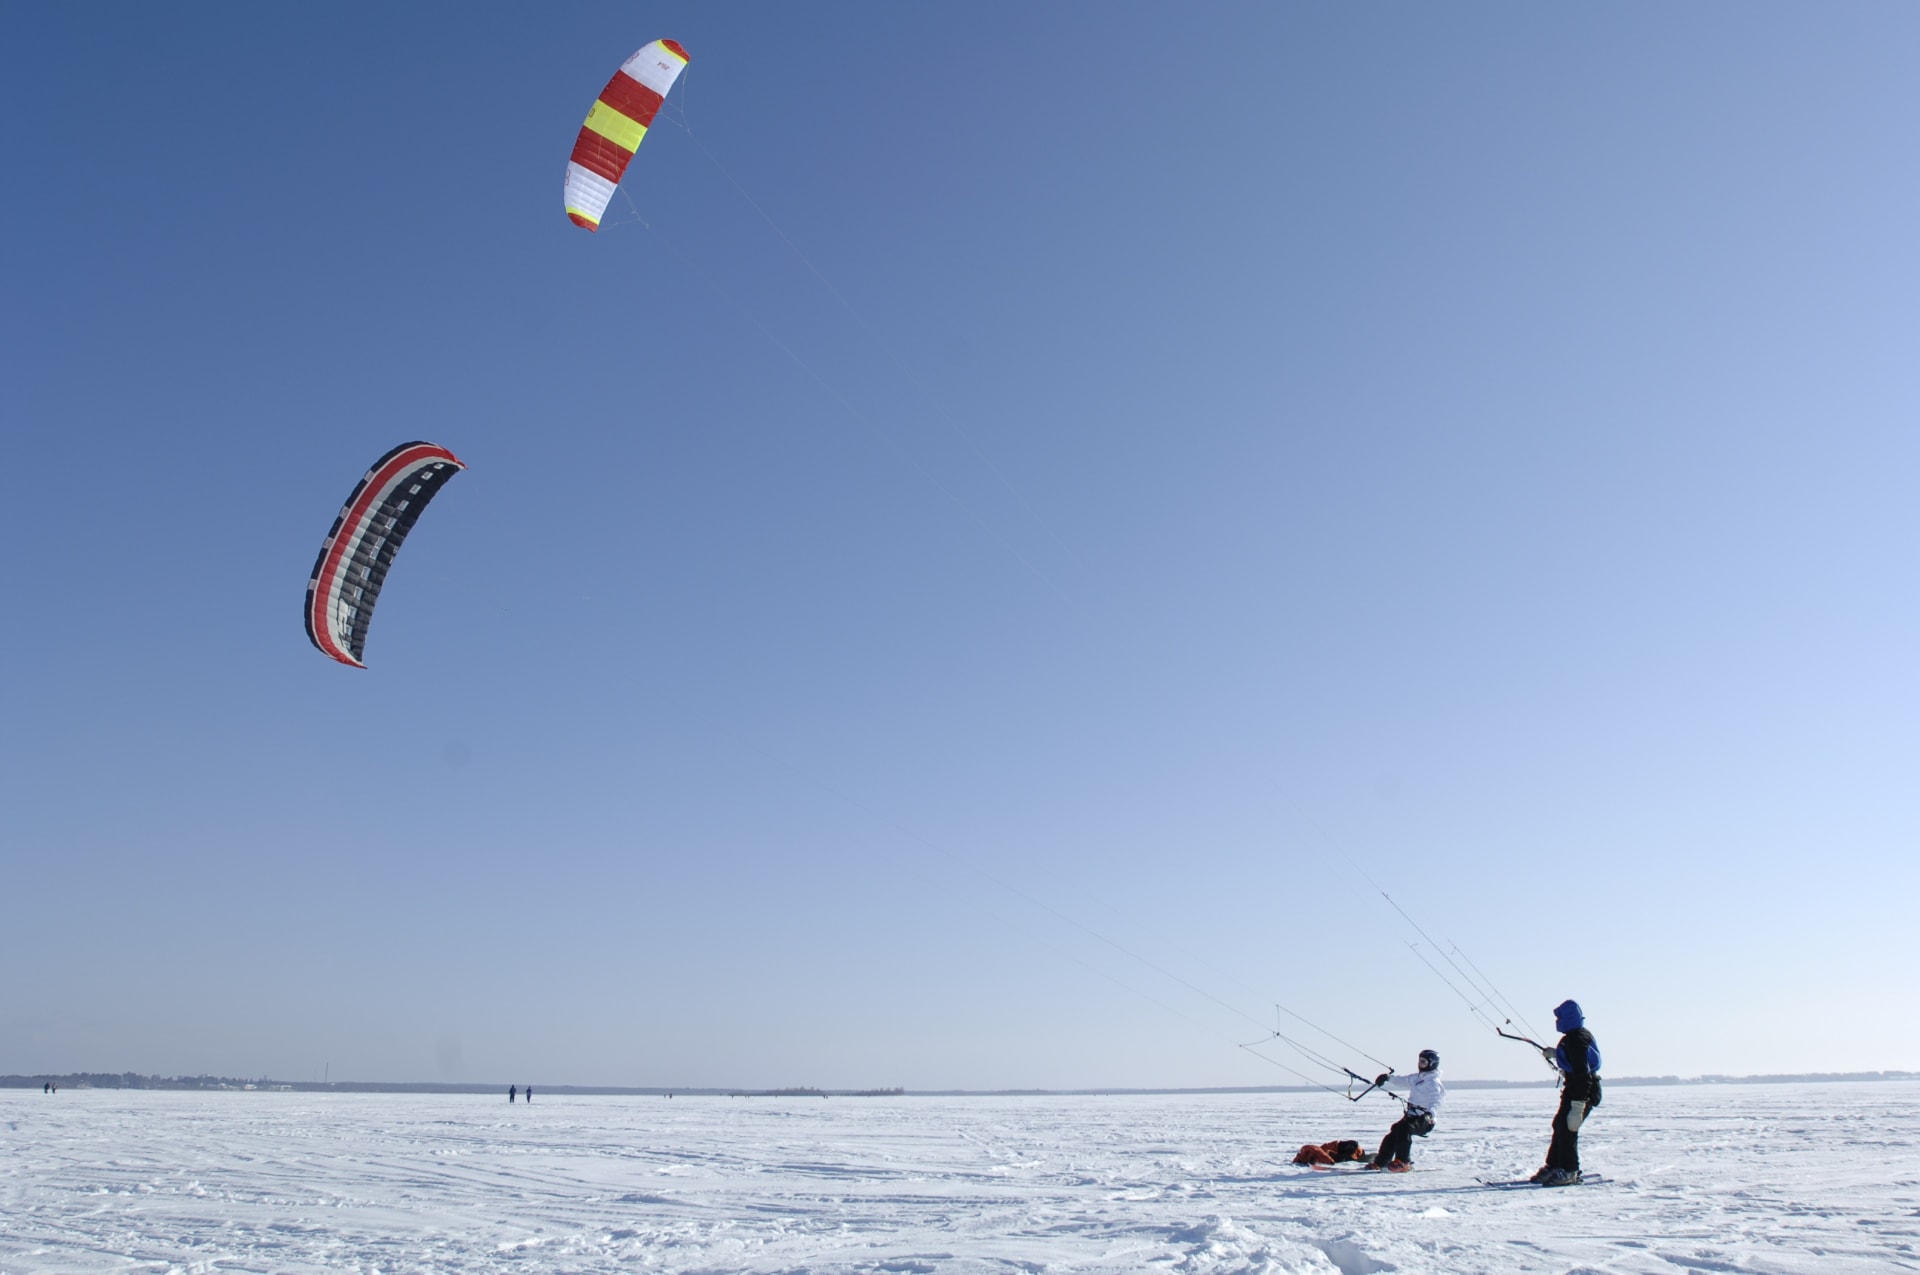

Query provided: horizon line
[6,1069,1917,1096]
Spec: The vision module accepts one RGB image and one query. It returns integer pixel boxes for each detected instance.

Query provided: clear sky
[4,3,1917,1090]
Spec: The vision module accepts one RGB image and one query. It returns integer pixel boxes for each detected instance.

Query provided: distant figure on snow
[1365,1049,1446,1171]
[524,1086,532,1104]
[509,1085,517,1103]
[1532,999,1602,1186]
[43,1082,49,1094]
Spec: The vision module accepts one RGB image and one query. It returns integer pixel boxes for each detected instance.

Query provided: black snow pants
[1547,1090,1590,1172]
[1373,1109,1435,1166]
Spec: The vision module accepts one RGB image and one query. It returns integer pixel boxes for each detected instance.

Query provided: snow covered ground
[2,1081,1916,1273]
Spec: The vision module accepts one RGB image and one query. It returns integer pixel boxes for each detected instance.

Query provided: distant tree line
[728,1087,908,1098]
[0,1074,912,1096]
[0,1073,290,1090]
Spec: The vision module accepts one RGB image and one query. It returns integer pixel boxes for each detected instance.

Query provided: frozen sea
[2,1082,1917,1274]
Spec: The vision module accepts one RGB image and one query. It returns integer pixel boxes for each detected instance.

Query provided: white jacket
[1381,1068,1445,1116]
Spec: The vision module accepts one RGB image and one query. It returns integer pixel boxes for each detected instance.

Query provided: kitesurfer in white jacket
[1366,1049,1446,1170]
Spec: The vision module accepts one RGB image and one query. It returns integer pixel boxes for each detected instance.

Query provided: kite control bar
[1497,1026,1563,1074]
[1342,1069,1407,1105]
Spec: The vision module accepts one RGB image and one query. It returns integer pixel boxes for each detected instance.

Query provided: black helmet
[1418,1049,1440,1070]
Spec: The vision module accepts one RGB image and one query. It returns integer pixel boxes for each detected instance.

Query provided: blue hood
[1554,1000,1585,1032]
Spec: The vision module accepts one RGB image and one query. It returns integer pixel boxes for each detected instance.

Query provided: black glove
[1375,1073,1390,1086]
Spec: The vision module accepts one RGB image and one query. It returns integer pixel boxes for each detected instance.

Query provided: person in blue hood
[1531,999,1601,1185]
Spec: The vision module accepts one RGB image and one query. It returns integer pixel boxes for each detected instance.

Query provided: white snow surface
[3,1081,1917,1273]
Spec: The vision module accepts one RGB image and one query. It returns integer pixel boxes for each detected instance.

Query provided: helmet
[1417,1049,1440,1070]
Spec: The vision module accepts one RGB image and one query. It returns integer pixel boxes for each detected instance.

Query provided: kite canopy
[304,442,465,668]
[564,38,690,231]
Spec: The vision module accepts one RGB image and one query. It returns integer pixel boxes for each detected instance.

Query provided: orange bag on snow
[1292,1139,1367,1166]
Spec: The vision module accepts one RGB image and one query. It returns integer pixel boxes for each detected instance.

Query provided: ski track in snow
[2,1082,1917,1273]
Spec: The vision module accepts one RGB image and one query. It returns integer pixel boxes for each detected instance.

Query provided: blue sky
[4,3,1917,1089]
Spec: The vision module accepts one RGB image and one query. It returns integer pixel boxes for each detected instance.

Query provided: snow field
[1,1081,1916,1273]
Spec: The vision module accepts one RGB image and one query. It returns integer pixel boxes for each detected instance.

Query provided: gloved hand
[1375,1073,1391,1086]
[1541,1047,1556,1064]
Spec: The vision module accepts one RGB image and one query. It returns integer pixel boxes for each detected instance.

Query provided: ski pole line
[603,74,1405,1099]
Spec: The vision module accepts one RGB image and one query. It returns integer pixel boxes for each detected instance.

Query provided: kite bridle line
[1337,850,1558,1062]
[1233,997,1399,1105]
[1448,943,1543,1043]
[1235,1010,1402,1106]
[1234,1037,1403,1105]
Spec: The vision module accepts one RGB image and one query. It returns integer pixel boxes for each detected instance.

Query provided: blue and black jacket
[1552,999,1602,1105]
